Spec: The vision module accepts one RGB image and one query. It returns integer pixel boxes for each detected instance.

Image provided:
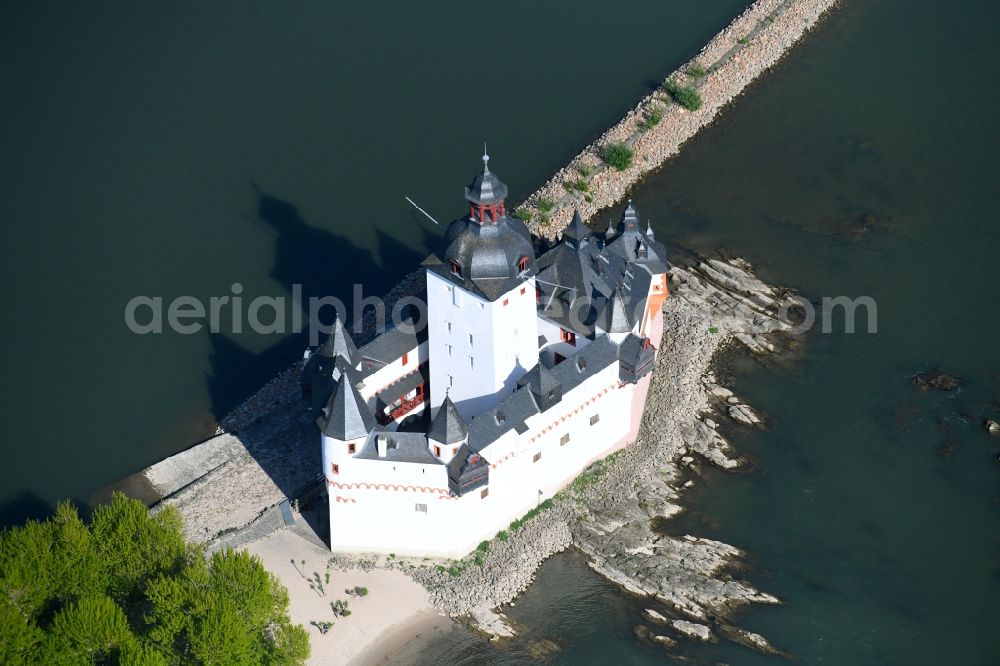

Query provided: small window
[446,321,452,333]
[520,287,526,295]
[590,414,600,426]
[447,344,452,357]
[401,352,408,366]
[331,463,339,475]
[480,488,489,499]
[469,356,474,369]
[468,334,474,346]
[560,328,576,345]
[448,374,454,387]
[415,503,427,513]
[449,259,462,276]
[517,255,529,272]
[348,443,357,454]
[503,298,509,306]
[434,445,441,457]
[533,452,542,463]
[560,433,570,446]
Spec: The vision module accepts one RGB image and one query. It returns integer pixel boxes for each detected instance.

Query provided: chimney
[377,435,388,458]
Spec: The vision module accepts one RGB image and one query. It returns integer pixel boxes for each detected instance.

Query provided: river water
[2,0,997,663]
[398,0,1000,664]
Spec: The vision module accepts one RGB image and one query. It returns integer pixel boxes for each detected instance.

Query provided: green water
[403,0,1000,664]
[0,0,750,520]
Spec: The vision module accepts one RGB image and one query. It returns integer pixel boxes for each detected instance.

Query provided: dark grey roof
[596,287,634,334]
[605,202,669,274]
[428,213,537,302]
[316,376,375,441]
[469,336,621,451]
[354,429,443,465]
[561,209,592,249]
[428,396,468,445]
[309,355,362,412]
[619,333,656,383]
[357,315,426,371]
[517,363,562,412]
[447,444,490,496]
[317,317,357,363]
[464,155,508,205]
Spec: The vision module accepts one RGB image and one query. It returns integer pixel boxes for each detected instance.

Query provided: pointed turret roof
[645,221,655,239]
[518,363,561,397]
[621,200,640,230]
[562,208,592,248]
[317,316,357,363]
[464,153,508,206]
[428,396,468,445]
[316,376,374,441]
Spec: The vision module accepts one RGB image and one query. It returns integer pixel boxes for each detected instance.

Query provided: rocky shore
[522,0,840,237]
[407,258,796,653]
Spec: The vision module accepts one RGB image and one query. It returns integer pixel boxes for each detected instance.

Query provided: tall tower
[425,154,540,419]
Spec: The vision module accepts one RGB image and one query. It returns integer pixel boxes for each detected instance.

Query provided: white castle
[302,155,669,557]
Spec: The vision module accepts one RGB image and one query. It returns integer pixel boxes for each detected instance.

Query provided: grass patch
[738,36,750,45]
[513,207,533,223]
[601,142,634,171]
[709,326,719,334]
[507,499,555,533]
[497,529,509,542]
[638,104,664,132]
[537,198,554,213]
[570,460,607,493]
[686,63,707,78]
[563,178,589,193]
[578,164,592,177]
[662,80,702,111]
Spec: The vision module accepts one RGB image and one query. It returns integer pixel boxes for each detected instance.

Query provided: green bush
[497,530,509,542]
[638,104,664,132]
[662,80,702,111]
[0,494,309,665]
[601,142,634,171]
[686,63,707,78]
[537,198,554,213]
[513,207,534,223]
[563,178,589,193]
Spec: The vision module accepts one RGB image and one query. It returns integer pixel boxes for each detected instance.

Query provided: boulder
[671,619,713,641]
[985,419,1000,436]
[913,371,962,391]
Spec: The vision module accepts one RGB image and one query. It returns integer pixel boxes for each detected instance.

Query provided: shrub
[638,104,664,132]
[578,164,592,177]
[476,540,491,554]
[601,142,634,171]
[537,198,554,213]
[497,530,509,542]
[513,207,533,223]
[738,36,750,45]
[662,80,702,111]
[563,178,589,193]
[686,63,707,78]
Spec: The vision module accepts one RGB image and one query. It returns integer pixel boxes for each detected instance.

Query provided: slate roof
[316,376,375,441]
[464,154,508,206]
[317,317,358,363]
[354,429,443,465]
[561,208,592,249]
[605,202,669,274]
[446,443,490,495]
[427,213,537,302]
[428,396,468,445]
[596,287,635,334]
[357,315,426,373]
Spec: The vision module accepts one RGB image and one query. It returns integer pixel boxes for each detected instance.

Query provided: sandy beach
[243,529,452,666]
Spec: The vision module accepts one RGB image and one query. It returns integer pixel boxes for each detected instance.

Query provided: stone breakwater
[408,259,796,653]
[519,0,839,238]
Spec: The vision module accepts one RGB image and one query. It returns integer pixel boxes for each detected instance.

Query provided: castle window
[401,352,408,366]
[450,260,462,276]
[447,344,452,357]
[348,443,356,454]
[331,463,339,475]
[448,374,454,387]
[518,255,530,272]
[446,321,452,333]
[560,433,570,446]
[520,287,526,295]
[468,334,474,346]
[434,445,441,457]
[560,328,576,346]
[503,298,509,306]
[480,488,489,499]
[533,452,542,463]
[415,503,427,513]
[590,414,600,426]
[469,356,474,369]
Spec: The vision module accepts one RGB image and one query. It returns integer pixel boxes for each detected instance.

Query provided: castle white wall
[426,271,538,420]
[357,340,428,403]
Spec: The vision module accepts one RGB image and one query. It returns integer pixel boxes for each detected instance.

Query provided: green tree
[0,493,309,665]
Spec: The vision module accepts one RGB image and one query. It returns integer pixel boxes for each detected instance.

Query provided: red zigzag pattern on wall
[327,478,451,497]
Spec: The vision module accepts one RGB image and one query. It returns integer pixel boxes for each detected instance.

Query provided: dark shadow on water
[200,185,443,542]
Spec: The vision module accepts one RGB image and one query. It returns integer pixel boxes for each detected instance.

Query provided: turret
[427,395,468,463]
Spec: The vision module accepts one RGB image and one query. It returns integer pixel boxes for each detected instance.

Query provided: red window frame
[560,328,576,346]
[517,255,529,272]
[450,259,462,276]
[348,443,356,454]
[402,352,408,365]
[331,463,339,475]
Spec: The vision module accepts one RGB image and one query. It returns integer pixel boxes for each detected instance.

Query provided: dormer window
[517,255,529,272]
[450,259,462,276]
